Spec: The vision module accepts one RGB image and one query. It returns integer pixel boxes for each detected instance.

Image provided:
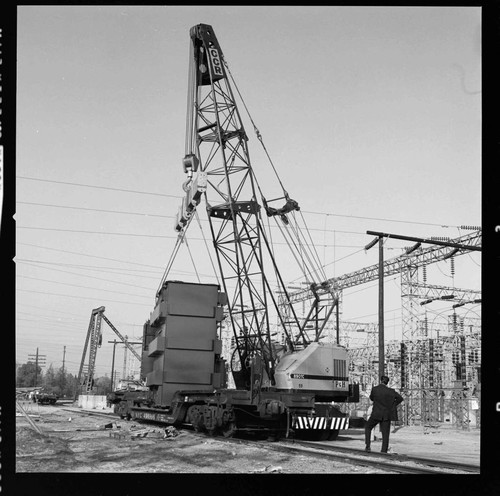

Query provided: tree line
[16,362,112,397]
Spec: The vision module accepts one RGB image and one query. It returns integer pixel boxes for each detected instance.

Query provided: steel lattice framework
[290,230,481,426]
[284,230,481,304]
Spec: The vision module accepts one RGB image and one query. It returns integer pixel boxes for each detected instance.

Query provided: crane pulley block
[183,153,199,174]
[190,24,226,86]
[174,172,208,232]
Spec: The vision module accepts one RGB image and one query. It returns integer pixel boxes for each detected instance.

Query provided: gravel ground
[15,402,479,474]
[15,404,376,474]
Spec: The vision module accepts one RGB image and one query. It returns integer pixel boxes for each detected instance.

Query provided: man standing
[365,375,403,453]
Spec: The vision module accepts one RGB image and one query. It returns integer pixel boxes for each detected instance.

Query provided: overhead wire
[16,242,163,269]
[18,260,155,290]
[16,179,470,231]
[17,201,177,218]
[16,288,152,307]
[17,275,152,299]
[16,175,179,198]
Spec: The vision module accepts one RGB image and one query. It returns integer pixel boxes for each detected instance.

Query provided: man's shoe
[365,446,371,452]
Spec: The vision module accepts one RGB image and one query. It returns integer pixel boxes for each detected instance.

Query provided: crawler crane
[109,24,358,439]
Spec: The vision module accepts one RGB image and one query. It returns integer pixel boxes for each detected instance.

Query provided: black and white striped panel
[293,416,349,430]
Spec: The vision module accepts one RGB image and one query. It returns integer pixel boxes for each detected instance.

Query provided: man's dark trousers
[365,381,403,452]
[365,417,391,452]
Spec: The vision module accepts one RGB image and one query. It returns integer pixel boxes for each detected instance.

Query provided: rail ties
[286,439,480,474]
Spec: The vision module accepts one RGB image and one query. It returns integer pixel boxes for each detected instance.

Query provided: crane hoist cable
[194,209,221,286]
[184,235,201,283]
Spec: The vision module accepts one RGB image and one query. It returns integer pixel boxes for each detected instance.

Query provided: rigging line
[285,214,326,283]
[16,176,180,199]
[286,247,367,286]
[184,235,201,283]
[294,210,329,282]
[223,59,286,192]
[286,218,309,280]
[286,220,320,283]
[273,218,312,283]
[194,210,220,286]
[158,235,184,294]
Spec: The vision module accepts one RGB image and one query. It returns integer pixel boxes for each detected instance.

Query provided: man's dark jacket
[369,384,404,421]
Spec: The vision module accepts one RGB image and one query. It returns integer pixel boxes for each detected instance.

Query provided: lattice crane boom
[77,306,141,394]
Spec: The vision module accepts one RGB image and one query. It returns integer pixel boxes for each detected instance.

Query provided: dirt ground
[15,402,480,474]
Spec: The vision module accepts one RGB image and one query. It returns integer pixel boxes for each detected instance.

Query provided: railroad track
[186,431,478,475]
[56,410,479,474]
[283,439,480,474]
[59,407,118,419]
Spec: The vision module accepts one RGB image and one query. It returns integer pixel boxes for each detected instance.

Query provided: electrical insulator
[450,256,455,277]
[422,265,427,284]
[459,225,481,231]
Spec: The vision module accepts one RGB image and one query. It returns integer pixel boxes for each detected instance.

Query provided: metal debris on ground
[129,427,165,439]
[164,426,179,438]
[109,431,128,440]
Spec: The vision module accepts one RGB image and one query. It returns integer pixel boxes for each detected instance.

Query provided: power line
[302,210,460,229]
[16,258,216,282]
[17,225,365,247]
[16,258,162,278]
[17,226,179,239]
[16,288,152,307]
[17,275,152,299]
[18,260,156,290]
[16,200,365,236]
[17,176,469,229]
[17,201,175,219]
[16,242,164,269]
[16,175,181,199]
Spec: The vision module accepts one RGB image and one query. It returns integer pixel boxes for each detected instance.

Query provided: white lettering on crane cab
[208,48,224,76]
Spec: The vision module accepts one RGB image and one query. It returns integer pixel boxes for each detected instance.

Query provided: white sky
[15,6,481,378]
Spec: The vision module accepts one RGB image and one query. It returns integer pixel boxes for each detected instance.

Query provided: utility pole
[35,348,39,387]
[364,235,385,379]
[122,335,128,381]
[109,339,141,390]
[108,340,118,392]
[61,345,67,395]
[28,348,46,387]
[62,346,66,373]
[378,237,385,379]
